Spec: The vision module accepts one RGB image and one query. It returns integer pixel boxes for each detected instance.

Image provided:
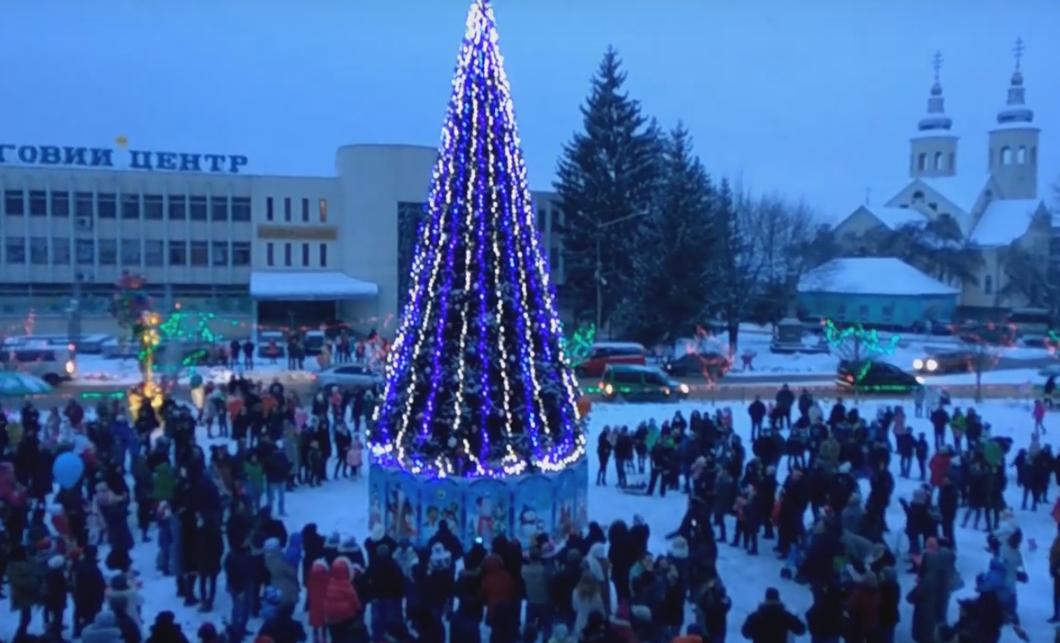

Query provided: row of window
[1,238,251,268]
[265,242,328,268]
[2,190,253,222]
[265,197,328,223]
[914,151,956,173]
[993,144,1037,167]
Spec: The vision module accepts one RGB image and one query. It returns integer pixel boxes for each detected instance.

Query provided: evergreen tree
[555,48,662,334]
[372,0,584,478]
[711,180,760,354]
[626,125,716,344]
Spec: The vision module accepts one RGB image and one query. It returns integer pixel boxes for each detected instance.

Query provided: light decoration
[824,319,901,383]
[371,0,585,479]
[562,323,597,370]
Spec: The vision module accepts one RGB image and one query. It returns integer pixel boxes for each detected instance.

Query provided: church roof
[915,174,990,213]
[866,206,926,230]
[798,258,959,296]
[968,199,1044,247]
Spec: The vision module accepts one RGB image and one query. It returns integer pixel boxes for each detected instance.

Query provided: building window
[1017,146,1027,164]
[190,241,208,266]
[3,190,24,215]
[266,197,274,221]
[1000,146,1012,165]
[53,238,70,265]
[984,275,993,295]
[97,193,116,218]
[882,304,895,320]
[232,197,251,222]
[75,192,93,217]
[917,153,926,171]
[928,202,938,211]
[189,196,207,221]
[912,191,925,202]
[933,152,943,171]
[211,196,229,221]
[857,305,869,319]
[319,199,328,222]
[232,242,251,266]
[168,195,187,220]
[301,198,309,222]
[49,191,69,217]
[212,241,228,266]
[1031,146,1037,165]
[76,239,94,264]
[168,240,187,266]
[300,243,309,266]
[144,194,163,220]
[29,190,46,216]
[949,152,956,172]
[266,243,275,266]
[29,237,48,264]
[5,238,25,264]
[145,240,163,266]
[284,243,292,266]
[121,194,140,220]
[284,198,292,222]
[121,239,141,266]
[98,239,117,265]
[319,243,327,267]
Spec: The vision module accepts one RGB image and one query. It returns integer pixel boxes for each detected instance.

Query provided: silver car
[315,364,383,390]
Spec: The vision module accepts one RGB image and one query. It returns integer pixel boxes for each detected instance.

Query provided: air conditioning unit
[76,216,93,231]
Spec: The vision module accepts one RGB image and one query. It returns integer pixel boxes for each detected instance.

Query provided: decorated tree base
[368,458,587,547]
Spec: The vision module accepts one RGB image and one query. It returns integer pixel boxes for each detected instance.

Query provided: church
[831,42,1051,318]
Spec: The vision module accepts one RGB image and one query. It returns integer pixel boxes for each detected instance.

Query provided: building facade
[0,144,567,337]
[832,44,1052,317]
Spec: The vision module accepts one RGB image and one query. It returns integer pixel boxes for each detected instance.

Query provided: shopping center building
[0,143,566,337]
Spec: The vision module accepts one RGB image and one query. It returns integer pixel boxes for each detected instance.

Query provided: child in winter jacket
[307,558,329,643]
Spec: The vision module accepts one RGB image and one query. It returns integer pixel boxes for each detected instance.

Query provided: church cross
[1013,37,1024,70]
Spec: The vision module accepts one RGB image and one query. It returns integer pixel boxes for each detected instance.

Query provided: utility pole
[593,210,648,339]
[68,275,82,350]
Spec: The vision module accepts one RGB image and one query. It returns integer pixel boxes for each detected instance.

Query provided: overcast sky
[2,0,1056,221]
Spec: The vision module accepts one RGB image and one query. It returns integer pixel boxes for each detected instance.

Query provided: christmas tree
[370,0,585,479]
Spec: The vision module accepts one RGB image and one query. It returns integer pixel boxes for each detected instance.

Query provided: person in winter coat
[805,583,845,643]
[452,550,486,643]
[74,545,107,637]
[845,568,881,642]
[523,546,554,639]
[264,534,303,609]
[571,571,606,638]
[43,554,69,636]
[147,610,191,643]
[364,544,404,641]
[306,559,330,642]
[196,518,225,612]
[480,552,516,620]
[224,542,256,640]
[877,566,901,642]
[693,573,731,642]
[748,397,767,440]
[324,556,364,642]
[596,428,613,486]
[80,609,125,643]
[741,587,806,643]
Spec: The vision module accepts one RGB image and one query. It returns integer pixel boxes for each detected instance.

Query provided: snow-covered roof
[798,258,960,296]
[968,199,1044,247]
[250,271,379,301]
[916,175,989,213]
[866,206,925,230]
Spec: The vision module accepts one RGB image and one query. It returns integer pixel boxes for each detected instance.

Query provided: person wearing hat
[73,544,107,637]
[741,587,805,643]
[43,554,69,638]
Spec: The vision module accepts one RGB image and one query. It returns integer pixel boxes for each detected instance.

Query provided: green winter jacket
[151,462,176,501]
[9,559,42,610]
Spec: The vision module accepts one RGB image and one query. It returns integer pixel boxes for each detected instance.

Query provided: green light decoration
[159,310,218,344]
[824,320,902,400]
[562,323,597,369]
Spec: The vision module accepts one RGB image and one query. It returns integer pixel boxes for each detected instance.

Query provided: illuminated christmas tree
[371,0,585,479]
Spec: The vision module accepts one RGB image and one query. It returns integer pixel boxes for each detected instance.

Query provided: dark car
[601,364,689,402]
[912,349,975,374]
[837,360,920,393]
[662,352,730,379]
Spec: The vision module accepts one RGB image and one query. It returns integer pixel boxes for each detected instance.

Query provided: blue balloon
[52,452,84,490]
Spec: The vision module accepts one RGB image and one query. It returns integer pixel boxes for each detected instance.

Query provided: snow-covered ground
[4,393,1056,641]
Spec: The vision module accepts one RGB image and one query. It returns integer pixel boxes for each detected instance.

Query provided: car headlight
[679,383,690,394]
[913,359,924,370]
[915,375,925,384]
[603,383,613,395]
[926,359,938,372]
[662,387,671,396]
[64,360,75,375]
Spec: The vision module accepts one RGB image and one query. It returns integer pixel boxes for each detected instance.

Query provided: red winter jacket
[307,559,330,628]
[324,557,362,625]
[929,452,950,487]
[479,554,515,616]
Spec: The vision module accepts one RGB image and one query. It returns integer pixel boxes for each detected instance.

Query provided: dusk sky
[3,0,1056,221]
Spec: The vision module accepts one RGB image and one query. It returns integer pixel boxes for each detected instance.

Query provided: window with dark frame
[144,195,163,220]
[319,243,327,267]
[121,239,141,266]
[233,242,251,266]
[6,238,26,263]
[29,237,47,264]
[284,198,292,222]
[301,243,309,266]
[232,197,251,222]
[76,239,94,264]
[53,238,70,265]
[190,241,208,266]
[75,192,93,217]
[189,196,207,221]
[284,243,292,266]
[168,195,187,220]
[29,190,46,216]
[266,243,274,266]
[319,199,328,222]
[51,191,70,217]
[211,196,229,221]
[266,197,274,221]
[121,194,140,220]
[301,198,309,222]
[3,190,24,215]
[168,240,187,266]
[97,193,116,218]
[212,241,228,266]
[99,239,117,265]
[145,240,163,266]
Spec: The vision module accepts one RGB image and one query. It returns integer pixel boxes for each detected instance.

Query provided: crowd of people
[0,376,1056,643]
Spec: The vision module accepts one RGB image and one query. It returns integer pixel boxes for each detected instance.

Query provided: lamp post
[594,210,647,337]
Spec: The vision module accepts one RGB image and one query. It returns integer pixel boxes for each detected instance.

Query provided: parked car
[837,360,920,393]
[576,342,647,377]
[662,352,730,379]
[257,331,286,359]
[0,344,77,385]
[912,349,976,374]
[956,321,1017,346]
[600,364,689,402]
[315,364,383,391]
